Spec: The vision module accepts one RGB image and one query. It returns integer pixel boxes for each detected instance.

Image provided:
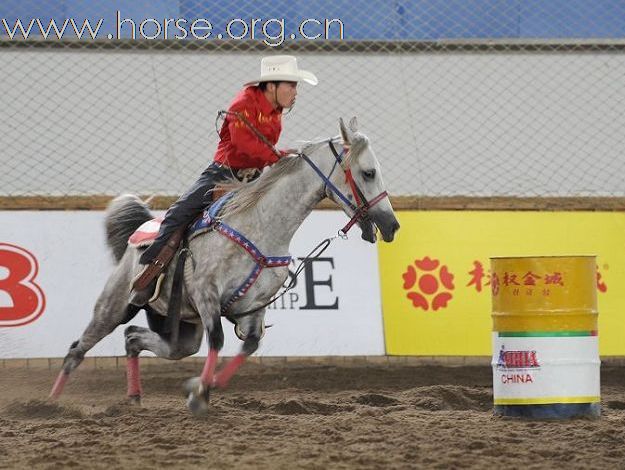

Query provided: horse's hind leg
[123,319,203,403]
[50,261,136,399]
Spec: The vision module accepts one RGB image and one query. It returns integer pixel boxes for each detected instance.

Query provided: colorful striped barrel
[490,256,600,419]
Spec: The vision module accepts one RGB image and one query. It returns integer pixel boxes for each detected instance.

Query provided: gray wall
[2,49,624,197]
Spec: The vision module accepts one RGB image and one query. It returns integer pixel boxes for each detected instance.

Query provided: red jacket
[214,86,283,169]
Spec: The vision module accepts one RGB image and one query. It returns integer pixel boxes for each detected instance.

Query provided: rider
[133,55,318,291]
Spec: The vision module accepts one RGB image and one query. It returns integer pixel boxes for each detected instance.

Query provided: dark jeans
[139,162,232,265]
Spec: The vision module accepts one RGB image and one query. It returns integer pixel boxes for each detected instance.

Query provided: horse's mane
[216,156,302,219]
[216,134,369,219]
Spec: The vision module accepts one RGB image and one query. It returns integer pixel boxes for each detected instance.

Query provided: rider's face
[272,81,298,109]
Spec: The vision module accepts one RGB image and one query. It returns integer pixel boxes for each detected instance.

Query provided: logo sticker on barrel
[496,345,540,384]
[496,345,540,370]
[492,270,566,297]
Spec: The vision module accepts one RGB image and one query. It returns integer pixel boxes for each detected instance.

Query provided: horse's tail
[105,194,152,263]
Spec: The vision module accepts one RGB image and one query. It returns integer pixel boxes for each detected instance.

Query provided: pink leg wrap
[214,354,246,389]
[49,371,69,400]
[126,356,142,397]
[200,349,219,386]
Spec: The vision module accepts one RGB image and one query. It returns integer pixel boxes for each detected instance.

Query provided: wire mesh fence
[2,0,625,202]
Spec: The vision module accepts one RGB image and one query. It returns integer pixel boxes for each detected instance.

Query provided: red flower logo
[402,256,455,311]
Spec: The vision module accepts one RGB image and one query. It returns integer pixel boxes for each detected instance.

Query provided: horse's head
[325,117,400,243]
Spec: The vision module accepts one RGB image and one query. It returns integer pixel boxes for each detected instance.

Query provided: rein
[224,234,341,321]
[212,111,389,320]
[218,108,387,233]
[224,143,387,320]
[216,110,282,158]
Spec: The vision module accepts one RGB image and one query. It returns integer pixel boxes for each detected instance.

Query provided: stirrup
[132,226,186,291]
[148,273,166,303]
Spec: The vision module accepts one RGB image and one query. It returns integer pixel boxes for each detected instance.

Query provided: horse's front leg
[199,317,224,386]
[213,309,265,389]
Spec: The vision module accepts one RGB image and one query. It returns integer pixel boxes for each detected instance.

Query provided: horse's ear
[339,117,351,145]
[348,116,358,133]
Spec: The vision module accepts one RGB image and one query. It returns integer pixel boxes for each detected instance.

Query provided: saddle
[131,163,263,294]
[130,225,186,292]
[130,188,234,294]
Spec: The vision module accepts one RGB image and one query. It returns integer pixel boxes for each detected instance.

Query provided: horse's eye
[362,169,376,180]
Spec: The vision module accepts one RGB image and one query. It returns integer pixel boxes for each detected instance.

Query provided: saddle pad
[128,217,163,247]
[128,192,234,248]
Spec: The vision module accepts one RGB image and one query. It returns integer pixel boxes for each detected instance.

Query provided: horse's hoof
[128,395,142,406]
[183,376,202,396]
[186,391,210,417]
[183,377,210,417]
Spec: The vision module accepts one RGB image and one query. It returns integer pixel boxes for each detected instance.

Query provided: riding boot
[131,162,234,293]
[132,225,187,291]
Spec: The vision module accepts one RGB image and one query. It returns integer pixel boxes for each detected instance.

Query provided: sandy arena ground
[1,360,624,469]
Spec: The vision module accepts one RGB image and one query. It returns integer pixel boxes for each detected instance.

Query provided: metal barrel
[491,256,600,419]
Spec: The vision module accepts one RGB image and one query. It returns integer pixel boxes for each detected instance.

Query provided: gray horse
[50,117,400,415]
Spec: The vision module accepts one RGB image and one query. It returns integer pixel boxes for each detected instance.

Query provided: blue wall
[2,0,625,39]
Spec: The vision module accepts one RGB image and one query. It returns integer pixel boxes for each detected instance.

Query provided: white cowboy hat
[244,55,318,87]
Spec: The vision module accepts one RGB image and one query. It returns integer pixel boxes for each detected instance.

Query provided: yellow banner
[378,211,624,355]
